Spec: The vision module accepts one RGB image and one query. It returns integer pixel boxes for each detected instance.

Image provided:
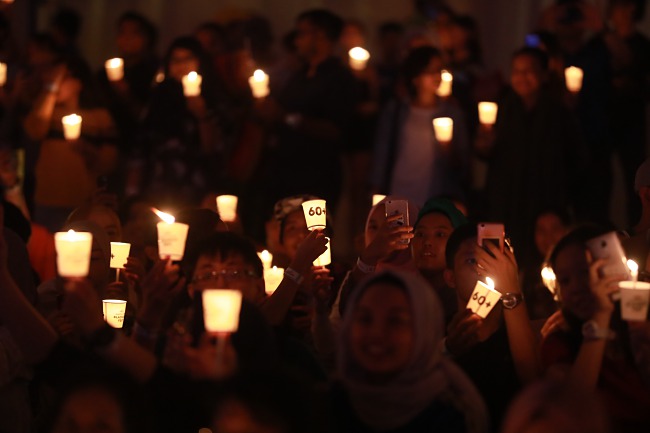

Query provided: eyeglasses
[192,269,257,284]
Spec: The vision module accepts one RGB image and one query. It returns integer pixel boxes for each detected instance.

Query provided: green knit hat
[415,197,467,228]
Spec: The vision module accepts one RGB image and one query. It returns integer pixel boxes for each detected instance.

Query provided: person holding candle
[479,46,584,261]
[330,269,488,432]
[441,223,541,430]
[371,45,470,207]
[542,225,650,431]
[132,36,225,206]
[22,57,118,233]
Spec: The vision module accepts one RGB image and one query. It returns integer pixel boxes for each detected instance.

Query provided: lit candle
[372,194,386,206]
[104,58,124,81]
[248,69,269,98]
[258,250,273,270]
[151,208,189,261]
[103,299,127,328]
[61,114,82,140]
[627,259,639,283]
[618,280,650,321]
[348,47,370,71]
[301,199,327,230]
[436,70,453,97]
[54,230,93,278]
[313,237,331,267]
[0,62,6,86]
[541,266,557,298]
[478,102,498,126]
[110,242,131,282]
[432,117,453,143]
[182,71,202,97]
[466,276,501,318]
[202,289,243,334]
[264,266,284,295]
[216,195,238,222]
[564,66,583,93]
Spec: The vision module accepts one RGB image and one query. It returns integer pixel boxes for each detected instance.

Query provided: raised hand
[445,308,482,356]
[136,258,186,330]
[361,214,413,266]
[290,229,328,275]
[475,241,520,294]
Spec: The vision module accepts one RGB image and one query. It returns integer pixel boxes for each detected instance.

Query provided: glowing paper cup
[436,70,453,97]
[349,47,370,71]
[302,199,327,230]
[565,66,583,93]
[156,221,189,261]
[618,281,650,321]
[103,299,127,328]
[313,237,331,267]
[110,242,131,269]
[105,58,124,81]
[0,62,6,86]
[478,102,498,126]
[258,250,273,270]
[182,71,202,96]
[216,195,238,222]
[202,289,243,333]
[248,69,269,98]
[62,114,82,140]
[54,230,93,278]
[467,279,501,319]
[264,266,284,295]
[372,194,386,206]
[432,117,453,143]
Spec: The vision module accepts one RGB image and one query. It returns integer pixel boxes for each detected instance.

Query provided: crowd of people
[0,0,648,432]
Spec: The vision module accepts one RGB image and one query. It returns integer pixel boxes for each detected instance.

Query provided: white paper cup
[302,199,327,230]
[62,114,82,140]
[103,299,127,328]
[478,102,498,125]
[313,237,331,267]
[348,47,370,71]
[182,71,202,96]
[110,242,131,269]
[466,280,501,319]
[432,117,453,142]
[372,194,386,206]
[619,281,650,321]
[105,58,124,81]
[156,222,189,260]
[264,267,284,295]
[202,289,243,333]
[565,66,583,93]
[216,195,238,222]
[54,231,93,277]
[248,69,269,98]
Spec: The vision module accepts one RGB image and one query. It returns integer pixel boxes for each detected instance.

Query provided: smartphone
[477,223,505,253]
[385,200,409,228]
[585,232,630,278]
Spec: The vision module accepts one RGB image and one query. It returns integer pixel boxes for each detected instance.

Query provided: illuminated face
[349,282,414,379]
[191,252,264,303]
[52,387,125,433]
[511,54,543,100]
[412,212,453,272]
[554,243,594,321]
[447,238,479,303]
[281,210,309,261]
[412,56,443,97]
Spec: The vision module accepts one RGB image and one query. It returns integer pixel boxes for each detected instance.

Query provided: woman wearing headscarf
[328,269,488,433]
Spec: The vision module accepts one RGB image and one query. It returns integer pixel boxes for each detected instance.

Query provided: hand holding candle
[105,58,124,81]
[432,117,453,143]
[264,266,284,295]
[313,237,331,267]
[348,47,370,71]
[62,114,82,140]
[301,199,327,230]
[248,69,269,98]
[466,277,501,318]
[182,71,202,97]
[55,230,93,278]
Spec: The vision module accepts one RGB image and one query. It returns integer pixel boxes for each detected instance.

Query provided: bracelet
[284,267,304,285]
[356,258,376,274]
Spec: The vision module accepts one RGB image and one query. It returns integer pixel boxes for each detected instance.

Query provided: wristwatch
[582,320,615,341]
[501,292,524,310]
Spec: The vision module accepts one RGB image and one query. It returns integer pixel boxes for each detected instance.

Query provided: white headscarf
[337,269,488,433]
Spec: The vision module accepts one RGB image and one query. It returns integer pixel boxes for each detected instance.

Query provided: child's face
[411,212,453,273]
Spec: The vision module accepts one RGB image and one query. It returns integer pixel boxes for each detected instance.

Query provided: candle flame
[187,71,198,81]
[627,259,638,274]
[441,70,453,82]
[253,69,267,80]
[107,58,123,68]
[67,229,75,234]
[151,207,175,224]
[541,266,556,281]
[486,277,495,290]
[349,47,370,61]
[62,113,82,125]
[260,250,271,261]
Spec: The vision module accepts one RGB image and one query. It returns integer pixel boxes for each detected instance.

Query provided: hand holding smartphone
[585,232,630,278]
[477,223,505,253]
[385,200,410,245]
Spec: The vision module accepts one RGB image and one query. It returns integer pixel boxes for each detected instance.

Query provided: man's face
[411,212,453,273]
[445,238,480,304]
[190,252,264,303]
